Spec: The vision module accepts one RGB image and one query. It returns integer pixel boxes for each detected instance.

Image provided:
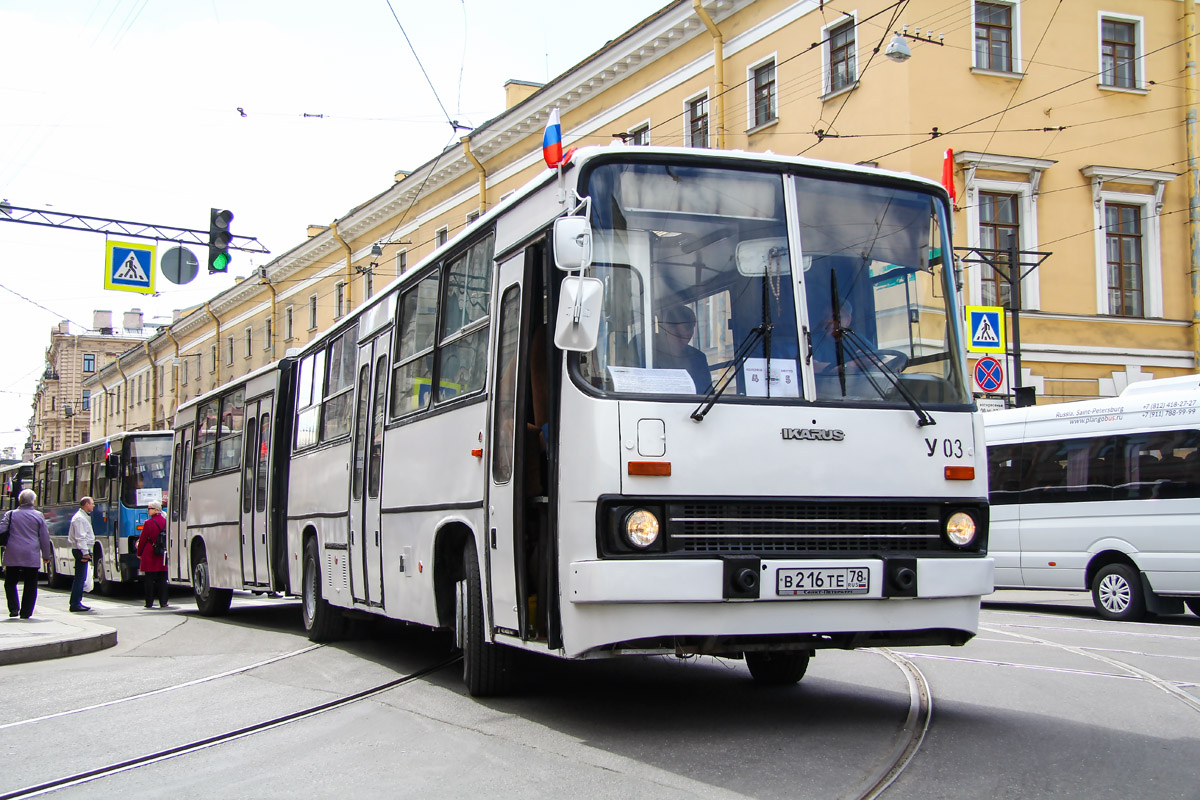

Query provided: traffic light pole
[0,202,269,254]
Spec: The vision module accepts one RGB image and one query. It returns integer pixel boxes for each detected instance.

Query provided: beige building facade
[77,0,1199,442]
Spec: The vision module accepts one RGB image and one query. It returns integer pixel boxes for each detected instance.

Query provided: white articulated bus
[985,375,1200,621]
[172,145,992,695]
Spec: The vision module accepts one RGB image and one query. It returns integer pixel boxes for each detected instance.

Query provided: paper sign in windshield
[743,358,800,398]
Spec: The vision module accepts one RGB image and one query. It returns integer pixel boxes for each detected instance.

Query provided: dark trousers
[144,571,168,607]
[5,566,40,618]
[70,549,89,608]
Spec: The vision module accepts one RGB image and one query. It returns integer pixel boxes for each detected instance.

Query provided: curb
[0,626,118,667]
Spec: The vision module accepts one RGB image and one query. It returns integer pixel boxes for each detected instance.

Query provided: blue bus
[33,432,172,593]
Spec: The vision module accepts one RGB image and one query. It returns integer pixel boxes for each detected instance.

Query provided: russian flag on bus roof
[543,108,563,169]
[104,441,112,461]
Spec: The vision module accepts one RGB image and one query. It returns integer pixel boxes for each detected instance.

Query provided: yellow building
[79,0,1198,442]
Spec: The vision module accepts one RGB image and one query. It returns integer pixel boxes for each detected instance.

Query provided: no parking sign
[973,356,1005,394]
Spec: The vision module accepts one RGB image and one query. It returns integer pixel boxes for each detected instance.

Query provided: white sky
[0,0,662,455]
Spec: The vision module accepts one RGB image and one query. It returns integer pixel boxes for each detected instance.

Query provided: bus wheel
[458,540,513,697]
[1092,563,1146,621]
[92,547,118,597]
[302,538,343,642]
[192,549,232,617]
[1185,599,1200,617]
[46,557,70,590]
[745,651,810,686]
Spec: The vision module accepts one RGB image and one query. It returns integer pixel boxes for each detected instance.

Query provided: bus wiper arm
[691,324,770,422]
[839,326,936,427]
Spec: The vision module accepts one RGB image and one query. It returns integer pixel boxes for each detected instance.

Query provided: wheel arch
[433,521,474,629]
[1086,549,1140,589]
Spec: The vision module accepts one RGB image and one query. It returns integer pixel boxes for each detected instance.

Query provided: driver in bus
[653,305,712,393]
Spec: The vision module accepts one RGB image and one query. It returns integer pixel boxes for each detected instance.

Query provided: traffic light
[208,208,233,273]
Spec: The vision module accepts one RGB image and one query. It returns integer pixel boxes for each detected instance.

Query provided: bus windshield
[577,160,969,408]
[122,437,171,508]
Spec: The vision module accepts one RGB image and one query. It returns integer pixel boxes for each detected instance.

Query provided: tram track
[0,656,461,800]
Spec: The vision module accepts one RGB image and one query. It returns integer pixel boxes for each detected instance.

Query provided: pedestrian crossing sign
[105,239,156,295]
[965,306,1005,353]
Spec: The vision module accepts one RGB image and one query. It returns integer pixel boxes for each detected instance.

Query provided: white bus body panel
[985,378,1200,597]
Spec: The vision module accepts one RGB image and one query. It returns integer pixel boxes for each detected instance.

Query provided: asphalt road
[2,587,1197,800]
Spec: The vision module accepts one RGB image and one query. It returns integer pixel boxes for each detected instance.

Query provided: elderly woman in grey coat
[3,489,53,619]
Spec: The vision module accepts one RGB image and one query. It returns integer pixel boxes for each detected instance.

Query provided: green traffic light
[212,252,230,272]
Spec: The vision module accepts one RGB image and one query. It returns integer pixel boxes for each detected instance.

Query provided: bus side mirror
[553,216,592,271]
[105,454,120,479]
[554,276,605,352]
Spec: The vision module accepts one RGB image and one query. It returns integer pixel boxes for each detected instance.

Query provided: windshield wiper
[690,324,770,422]
[835,325,937,427]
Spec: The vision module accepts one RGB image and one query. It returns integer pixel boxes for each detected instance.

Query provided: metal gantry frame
[955,242,1052,399]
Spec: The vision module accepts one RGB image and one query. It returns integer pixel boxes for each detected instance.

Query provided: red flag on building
[942,148,957,206]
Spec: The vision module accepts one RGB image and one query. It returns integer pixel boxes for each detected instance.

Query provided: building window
[245,326,254,358]
[158,366,164,396]
[81,432,89,445]
[82,389,90,411]
[436,227,449,247]
[365,271,375,300]
[285,306,294,341]
[182,359,189,385]
[975,2,1014,73]
[1105,203,1144,317]
[978,193,1019,308]
[629,123,650,146]
[335,282,346,318]
[308,294,318,330]
[827,18,857,94]
[264,317,273,350]
[83,354,95,373]
[466,210,480,224]
[685,94,709,148]
[226,336,234,365]
[210,345,218,373]
[751,60,777,128]
[397,250,408,274]
[1100,17,1138,89]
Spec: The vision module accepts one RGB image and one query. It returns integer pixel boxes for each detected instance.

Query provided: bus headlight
[624,509,660,549]
[945,511,977,547]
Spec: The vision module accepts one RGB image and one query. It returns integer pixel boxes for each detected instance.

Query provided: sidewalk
[0,593,117,666]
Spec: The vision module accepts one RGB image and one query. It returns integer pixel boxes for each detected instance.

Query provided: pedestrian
[3,489,53,619]
[136,500,169,609]
[67,496,95,612]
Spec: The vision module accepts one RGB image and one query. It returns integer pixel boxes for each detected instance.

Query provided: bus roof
[31,430,173,466]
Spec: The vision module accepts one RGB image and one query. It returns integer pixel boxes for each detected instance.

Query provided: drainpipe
[1185,2,1200,367]
[330,220,353,315]
[114,358,128,432]
[693,0,726,149]
[205,301,221,387]
[462,136,487,215]
[165,328,181,422]
[143,341,158,429]
[260,272,278,359]
[97,373,109,438]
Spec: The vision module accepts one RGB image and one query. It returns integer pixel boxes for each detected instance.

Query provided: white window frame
[436,227,449,247]
[210,345,217,374]
[822,13,859,98]
[628,119,651,146]
[226,336,234,366]
[285,305,294,341]
[308,294,318,331]
[958,152,1053,311]
[1097,12,1146,92]
[264,317,273,351]
[396,250,408,275]
[1081,166,1175,319]
[746,55,779,132]
[971,0,1022,76]
[335,281,346,318]
[683,91,710,148]
[244,326,253,358]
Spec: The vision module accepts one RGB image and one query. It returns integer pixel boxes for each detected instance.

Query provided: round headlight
[625,509,660,549]
[945,511,977,547]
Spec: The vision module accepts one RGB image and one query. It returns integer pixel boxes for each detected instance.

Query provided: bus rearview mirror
[554,277,604,352]
[553,216,592,271]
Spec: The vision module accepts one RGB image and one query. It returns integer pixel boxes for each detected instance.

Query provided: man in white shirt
[67,496,96,612]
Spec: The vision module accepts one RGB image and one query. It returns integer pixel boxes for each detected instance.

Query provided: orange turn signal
[471,448,483,458]
[628,461,671,476]
[944,466,975,480]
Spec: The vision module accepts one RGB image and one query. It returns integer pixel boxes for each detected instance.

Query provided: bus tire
[458,539,513,697]
[192,547,233,617]
[302,537,343,642]
[745,650,810,685]
[1185,598,1200,617]
[46,557,70,590]
[1091,563,1146,621]
[92,546,118,597]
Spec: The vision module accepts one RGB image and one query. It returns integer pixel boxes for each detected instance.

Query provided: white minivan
[984,375,1200,620]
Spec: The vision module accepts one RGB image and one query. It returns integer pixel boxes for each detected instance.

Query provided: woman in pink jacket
[136,500,169,609]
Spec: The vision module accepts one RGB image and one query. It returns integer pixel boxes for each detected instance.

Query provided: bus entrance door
[169,427,192,583]
[349,336,388,608]
[239,397,273,586]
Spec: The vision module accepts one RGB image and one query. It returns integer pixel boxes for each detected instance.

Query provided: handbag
[83,562,93,593]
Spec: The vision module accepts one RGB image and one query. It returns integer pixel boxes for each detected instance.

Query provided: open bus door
[168,429,192,583]
[239,397,273,586]
[349,334,388,608]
